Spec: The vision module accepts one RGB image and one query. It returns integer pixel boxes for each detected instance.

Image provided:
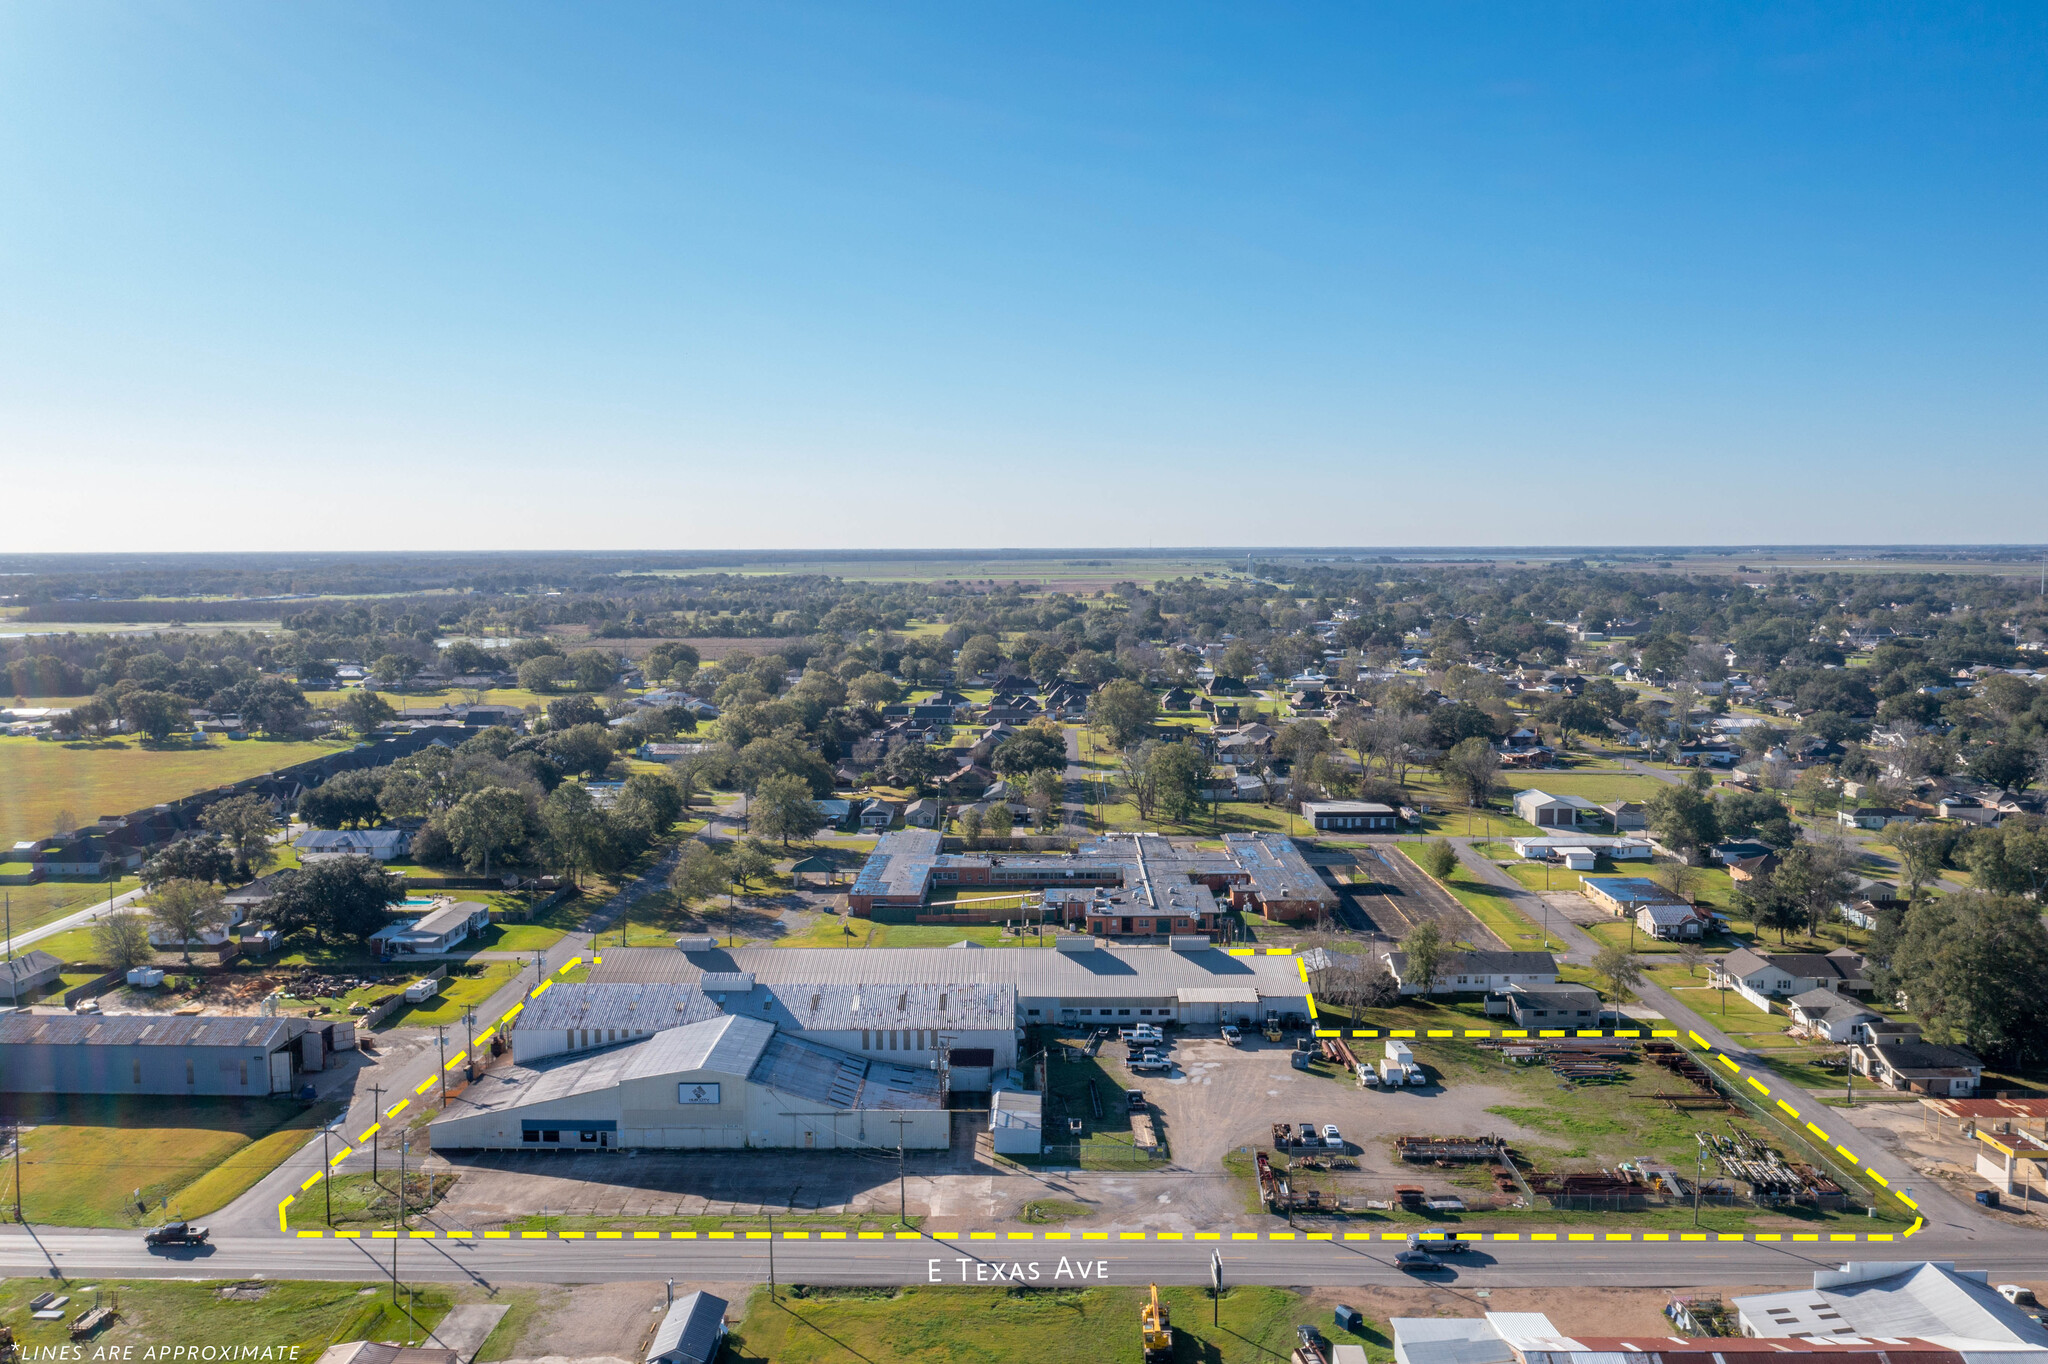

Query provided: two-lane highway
[3,1224,2045,1290]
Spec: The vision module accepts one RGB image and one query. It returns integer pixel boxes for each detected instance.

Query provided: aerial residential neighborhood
[4,2,2046,1361]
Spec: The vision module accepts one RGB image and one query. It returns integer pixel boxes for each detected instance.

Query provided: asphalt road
[5,1224,2046,1289]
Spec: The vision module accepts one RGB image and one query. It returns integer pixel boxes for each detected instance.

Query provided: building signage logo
[678,1082,720,1104]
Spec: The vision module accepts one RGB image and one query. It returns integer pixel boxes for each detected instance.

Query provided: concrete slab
[428,1304,510,1361]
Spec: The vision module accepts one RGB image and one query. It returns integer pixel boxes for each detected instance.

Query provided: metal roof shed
[647,1291,727,1364]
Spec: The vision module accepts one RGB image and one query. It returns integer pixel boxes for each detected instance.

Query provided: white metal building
[429,1014,949,1151]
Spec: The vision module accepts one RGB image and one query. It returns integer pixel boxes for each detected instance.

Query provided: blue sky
[3,3,2044,550]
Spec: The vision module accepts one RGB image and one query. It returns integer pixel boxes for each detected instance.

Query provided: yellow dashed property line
[501,1003,524,1023]
[1745,1075,1770,1095]
[414,1076,437,1095]
[474,1028,495,1047]
[297,1230,324,1238]
[299,1173,322,1191]
[529,980,553,999]
[560,956,582,973]
[278,1197,293,1232]
[1777,1099,1802,1119]
[1805,1121,1831,1142]
[385,1099,409,1118]
[1835,1146,1859,1165]
[445,1052,468,1070]
[356,1123,381,1143]
[1714,1053,1741,1073]
[329,1146,353,1165]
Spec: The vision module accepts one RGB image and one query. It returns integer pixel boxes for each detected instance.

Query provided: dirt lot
[498,1280,756,1364]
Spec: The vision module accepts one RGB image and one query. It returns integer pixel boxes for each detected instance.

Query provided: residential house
[1497,982,1605,1028]
[1786,988,1883,1043]
[0,950,63,1002]
[858,798,899,830]
[903,797,942,829]
[1636,902,1706,940]
[1725,852,1781,885]
[1713,839,1776,867]
[1936,794,2000,825]
[295,828,413,862]
[936,764,998,800]
[1839,895,1907,932]
[1161,687,1196,712]
[1379,949,1559,997]
[637,742,710,762]
[1511,789,1599,828]
[367,900,491,958]
[1712,947,1869,999]
[1852,1038,1982,1096]
[39,835,143,877]
[1838,806,1916,831]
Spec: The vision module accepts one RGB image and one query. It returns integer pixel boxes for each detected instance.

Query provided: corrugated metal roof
[1735,1264,2048,1348]
[647,1291,727,1364]
[0,1013,302,1048]
[442,1015,776,1116]
[514,983,725,1034]
[749,1030,940,1111]
[595,943,1308,1000]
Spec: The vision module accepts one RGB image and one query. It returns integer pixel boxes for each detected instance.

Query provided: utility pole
[323,1122,333,1226]
[368,1085,384,1191]
[1693,1138,1705,1228]
[436,1026,448,1105]
[1210,1249,1222,1327]
[10,1114,20,1223]
[890,1117,911,1226]
[394,1131,407,1303]
[463,1009,477,1081]
[766,1211,775,1302]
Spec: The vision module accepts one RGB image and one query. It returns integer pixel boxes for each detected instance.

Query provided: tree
[728,838,777,892]
[540,783,621,885]
[148,878,230,965]
[65,697,116,740]
[545,693,608,730]
[1644,784,1721,863]
[613,771,684,845]
[1420,840,1458,880]
[120,690,185,744]
[516,655,571,693]
[984,802,1014,841]
[1120,742,1162,820]
[372,654,421,687]
[955,634,1002,679]
[1677,941,1708,978]
[1539,695,1605,749]
[1399,921,1446,997]
[754,772,826,848]
[1438,737,1499,808]
[668,840,731,924]
[1592,942,1643,1002]
[1087,679,1157,748]
[544,722,618,778]
[1792,766,1840,818]
[1742,869,1809,944]
[879,742,942,795]
[336,688,396,737]
[1029,646,1068,687]
[200,794,279,880]
[1717,789,1796,849]
[299,770,385,830]
[1649,860,1703,904]
[956,806,984,845]
[1025,767,1065,830]
[1890,891,2048,1066]
[1963,821,2048,898]
[992,726,1065,776]
[443,786,531,876]
[567,648,620,692]
[1888,822,1954,899]
[1972,740,2038,795]
[1425,703,1499,751]
[92,910,154,973]
[141,833,233,890]
[1151,742,1208,824]
[1774,841,1858,938]
[847,672,901,709]
[269,856,406,943]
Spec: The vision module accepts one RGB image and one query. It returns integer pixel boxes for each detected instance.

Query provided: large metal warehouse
[510,979,1019,1090]
[0,1013,325,1096]
[590,938,1313,1031]
[430,1014,950,1152]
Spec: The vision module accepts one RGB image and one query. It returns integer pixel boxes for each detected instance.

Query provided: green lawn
[1642,964,1788,1043]
[1389,845,1558,951]
[13,1093,344,1226]
[0,733,354,848]
[0,875,142,939]
[467,892,589,952]
[0,1277,458,1357]
[374,961,523,1028]
[725,1285,1381,1364]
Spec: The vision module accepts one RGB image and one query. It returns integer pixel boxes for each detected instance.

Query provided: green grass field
[374,961,523,1028]
[725,1284,1382,1364]
[1,874,142,939]
[0,1277,459,1356]
[1389,845,1557,951]
[1642,964,1788,1043]
[0,733,355,847]
[13,1093,344,1226]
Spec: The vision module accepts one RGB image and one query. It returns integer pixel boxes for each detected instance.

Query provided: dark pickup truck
[144,1221,209,1247]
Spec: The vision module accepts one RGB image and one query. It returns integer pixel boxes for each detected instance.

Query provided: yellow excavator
[1142,1282,1174,1363]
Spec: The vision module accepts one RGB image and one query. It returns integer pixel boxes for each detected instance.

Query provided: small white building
[646,1291,727,1364]
[1635,902,1705,941]
[990,1089,1043,1155]
[1786,988,1881,1043]
[369,900,491,958]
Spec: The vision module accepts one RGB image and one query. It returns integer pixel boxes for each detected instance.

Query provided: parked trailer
[1385,1040,1415,1067]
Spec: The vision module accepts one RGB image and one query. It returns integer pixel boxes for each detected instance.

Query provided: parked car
[1394,1249,1439,1272]
[1322,1123,1344,1149]
[144,1221,209,1248]
[1220,1024,1241,1045]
